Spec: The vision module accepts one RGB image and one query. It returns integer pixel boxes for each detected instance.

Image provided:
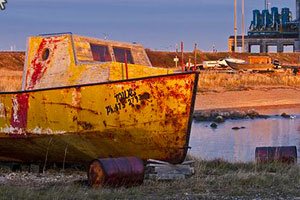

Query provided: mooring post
[194,43,197,71]
[181,41,184,71]
[125,51,129,79]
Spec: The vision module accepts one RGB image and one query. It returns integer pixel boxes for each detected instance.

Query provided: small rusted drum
[255,146,297,164]
[88,157,144,188]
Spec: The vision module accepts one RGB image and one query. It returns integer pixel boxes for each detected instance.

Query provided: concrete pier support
[295,41,300,52]
[260,43,267,53]
[277,44,284,53]
[229,35,297,53]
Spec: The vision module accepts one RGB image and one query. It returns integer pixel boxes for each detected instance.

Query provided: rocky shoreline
[193,109,295,123]
[193,109,269,123]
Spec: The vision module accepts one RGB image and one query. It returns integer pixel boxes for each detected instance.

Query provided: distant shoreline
[195,86,300,115]
[195,103,300,112]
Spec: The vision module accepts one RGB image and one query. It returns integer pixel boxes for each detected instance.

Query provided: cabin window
[41,48,50,61]
[90,44,112,62]
[113,47,134,64]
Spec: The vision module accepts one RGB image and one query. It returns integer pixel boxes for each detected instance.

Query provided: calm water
[189,108,300,163]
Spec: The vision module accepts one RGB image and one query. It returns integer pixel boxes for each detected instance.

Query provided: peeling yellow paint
[0,73,198,164]
[0,33,197,164]
[23,34,176,90]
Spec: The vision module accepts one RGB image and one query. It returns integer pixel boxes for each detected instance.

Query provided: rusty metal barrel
[255,146,297,164]
[88,157,144,188]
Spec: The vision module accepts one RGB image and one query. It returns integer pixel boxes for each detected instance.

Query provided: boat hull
[0,72,198,164]
[226,60,274,71]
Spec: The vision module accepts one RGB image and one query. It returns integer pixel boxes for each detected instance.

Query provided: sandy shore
[195,86,300,113]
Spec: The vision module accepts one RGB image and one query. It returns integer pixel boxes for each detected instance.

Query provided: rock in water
[281,113,291,118]
[214,116,225,123]
[246,110,259,119]
[210,123,218,129]
[230,111,246,120]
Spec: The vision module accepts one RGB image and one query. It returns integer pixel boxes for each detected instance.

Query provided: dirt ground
[195,86,300,112]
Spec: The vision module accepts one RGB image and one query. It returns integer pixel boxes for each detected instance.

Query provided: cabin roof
[22,33,155,90]
[74,35,143,48]
[36,33,144,48]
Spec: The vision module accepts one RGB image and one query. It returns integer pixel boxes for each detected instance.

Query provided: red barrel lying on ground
[255,146,297,164]
[88,157,145,188]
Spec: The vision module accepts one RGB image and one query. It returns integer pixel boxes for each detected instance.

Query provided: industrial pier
[229,0,300,53]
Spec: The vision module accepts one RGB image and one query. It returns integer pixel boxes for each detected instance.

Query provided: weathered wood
[154,166,194,176]
[0,33,199,165]
[23,34,173,90]
[181,160,195,165]
[147,159,170,165]
[148,173,186,180]
[0,72,198,164]
[73,35,152,67]
[145,159,195,180]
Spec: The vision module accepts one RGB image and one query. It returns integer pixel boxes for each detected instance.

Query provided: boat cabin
[22,33,171,90]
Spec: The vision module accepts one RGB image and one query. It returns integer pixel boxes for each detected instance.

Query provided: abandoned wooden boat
[0,33,198,164]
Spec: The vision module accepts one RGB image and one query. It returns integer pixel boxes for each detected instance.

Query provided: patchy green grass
[0,158,299,199]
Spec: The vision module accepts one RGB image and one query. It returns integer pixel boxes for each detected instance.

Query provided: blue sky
[0,0,296,51]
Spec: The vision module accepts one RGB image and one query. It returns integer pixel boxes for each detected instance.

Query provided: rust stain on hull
[0,73,198,164]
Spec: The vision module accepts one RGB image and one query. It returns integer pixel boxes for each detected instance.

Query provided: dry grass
[0,69,23,92]
[146,49,300,68]
[0,52,25,71]
[0,158,299,199]
[2,69,300,93]
[198,72,300,92]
